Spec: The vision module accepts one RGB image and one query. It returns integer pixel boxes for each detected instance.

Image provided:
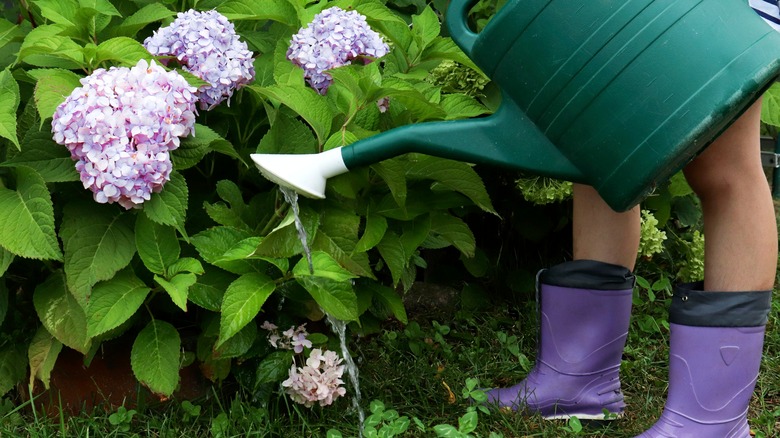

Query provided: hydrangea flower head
[282,349,346,407]
[263,322,312,352]
[144,9,255,110]
[287,6,389,94]
[52,59,197,209]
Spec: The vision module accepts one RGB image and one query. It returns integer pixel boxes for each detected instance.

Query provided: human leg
[485,185,640,417]
[682,100,777,291]
[636,100,775,437]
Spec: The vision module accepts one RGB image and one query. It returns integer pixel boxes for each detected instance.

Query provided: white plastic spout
[250,147,349,199]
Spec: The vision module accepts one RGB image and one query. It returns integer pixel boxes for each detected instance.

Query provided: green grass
[1,290,778,437]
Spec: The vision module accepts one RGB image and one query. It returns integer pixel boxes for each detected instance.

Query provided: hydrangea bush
[0,0,494,412]
[0,0,764,422]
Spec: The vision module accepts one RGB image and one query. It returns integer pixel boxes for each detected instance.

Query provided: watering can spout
[251,94,585,199]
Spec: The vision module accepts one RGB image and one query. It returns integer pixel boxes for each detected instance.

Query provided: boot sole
[542,411,624,421]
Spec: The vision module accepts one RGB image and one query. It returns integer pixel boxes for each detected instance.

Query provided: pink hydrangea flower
[144,9,255,110]
[287,6,389,94]
[282,349,346,407]
[51,59,197,209]
[263,322,311,352]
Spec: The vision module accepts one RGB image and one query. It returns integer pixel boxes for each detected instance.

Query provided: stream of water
[279,187,366,436]
[279,186,314,274]
[327,315,366,438]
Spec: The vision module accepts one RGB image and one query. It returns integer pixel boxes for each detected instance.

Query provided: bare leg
[683,100,778,291]
[572,184,641,270]
[636,100,775,438]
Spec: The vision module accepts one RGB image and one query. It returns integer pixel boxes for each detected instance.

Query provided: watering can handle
[446,0,480,57]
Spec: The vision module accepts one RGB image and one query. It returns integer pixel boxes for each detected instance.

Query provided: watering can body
[252,0,780,211]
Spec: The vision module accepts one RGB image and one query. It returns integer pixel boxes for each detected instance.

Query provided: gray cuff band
[541,259,635,290]
[669,282,772,327]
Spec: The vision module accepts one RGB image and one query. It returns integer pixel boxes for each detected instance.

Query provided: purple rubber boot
[635,282,772,438]
[487,260,634,419]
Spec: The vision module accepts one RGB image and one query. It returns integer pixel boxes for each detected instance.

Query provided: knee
[682,159,765,202]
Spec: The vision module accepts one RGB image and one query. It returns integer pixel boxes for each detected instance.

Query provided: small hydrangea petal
[144,9,255,110]
[287,7,389,94]
[51,59,197,209]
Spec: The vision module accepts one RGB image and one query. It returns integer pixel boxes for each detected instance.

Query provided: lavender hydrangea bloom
[52,59,197,209]
[287,7,389,94]
[144,9,255,110]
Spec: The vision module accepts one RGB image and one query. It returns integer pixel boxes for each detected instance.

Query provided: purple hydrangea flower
[144,9,255,110]
[287,7,389,94]
[52,59,197,209]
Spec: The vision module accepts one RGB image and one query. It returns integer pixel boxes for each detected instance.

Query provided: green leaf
[26,68,81,122]
[216,0,297,25]
[356,2,410,49]
[218,272,275,347]
[440,94,490,120]
[144,171,188,235]
[131,320,181,397]
[376,231,405,286]
[293,251,357,282]
[0,19,23,49]
[135,214,180,276]
[0,167,61,260]
[215,321,256,359]
[1,129,78,182]
[0,68,20,149]
[95,37,152,66]
[255,350,293,384]
[0,346,26,396]
[173,124,243,169]
[60,202,136,306]
[255,205,320,259]
[429,212,475,257]
[296,276,358,321]
[154,273,196,311]
[33,271,90,353]
[78,0,122,18]
[762,83,780,127]
[0,248,12,279]
[458,411,478,434]
[355,214,387,253]
[17,27,84,69]
[361,282,407,324]
[167,257,204,276]
[113,3,175,37]
[250,84,333,145]
[189,267,233,312]
[380,78,446,121]
[420,37,483,75]
[411,7,440,53]
[372,160,407,207]
[406,156,495,214]
[28,325,63,391]
[191,227,266,275]
[33,0,79,27]
[86,269,150,338]
[309,207,373,277]
[256,108,317,155]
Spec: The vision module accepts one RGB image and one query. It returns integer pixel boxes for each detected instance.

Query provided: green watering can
[252,0,780,212]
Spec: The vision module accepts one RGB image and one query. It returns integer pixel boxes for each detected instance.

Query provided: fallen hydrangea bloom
[282,348,346,407]
[287,6,389,94]
[52,59,197,209]
[144,9,255,110]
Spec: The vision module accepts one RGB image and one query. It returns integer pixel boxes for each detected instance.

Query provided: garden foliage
[0,0,495,399]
